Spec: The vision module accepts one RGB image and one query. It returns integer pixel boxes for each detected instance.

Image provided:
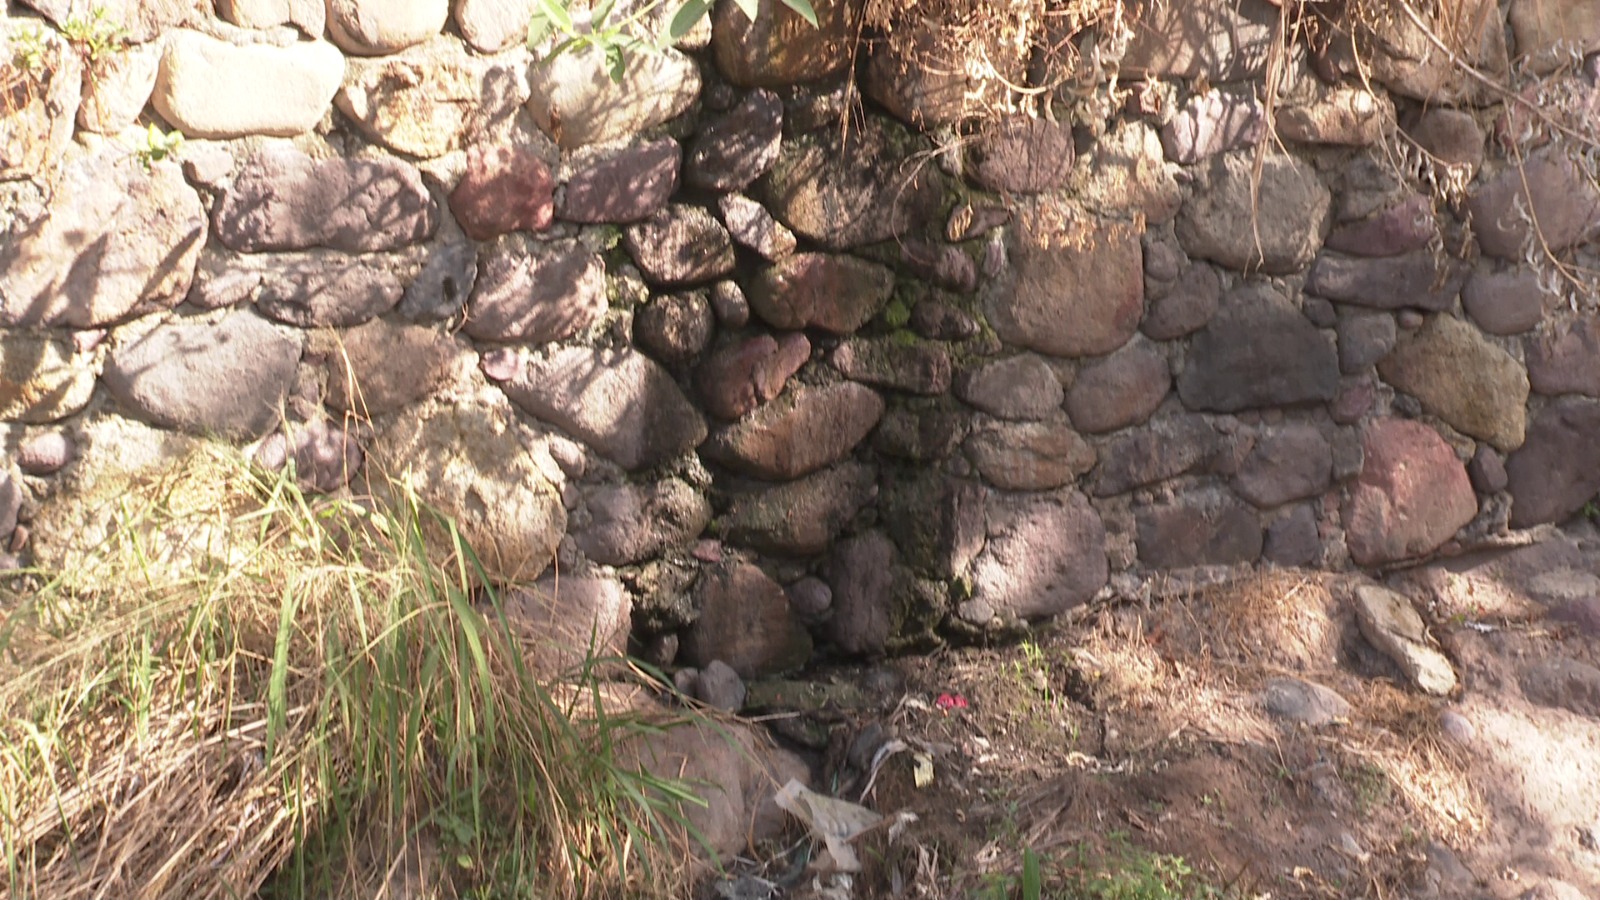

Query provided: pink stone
[448,145,554,240]
[1343,419,1477,566]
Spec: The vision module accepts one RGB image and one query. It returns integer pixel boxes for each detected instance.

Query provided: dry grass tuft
[0,444,701,900]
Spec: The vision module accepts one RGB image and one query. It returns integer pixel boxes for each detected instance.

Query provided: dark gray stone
[1306,252,1467,310]
[1506,398,1600,527]
[882,472,986,578]
[1233,424,1333,508]
[722,462,877,556]
[826,530,899,657]
[1467,445,1508,494]
[1175,151,1330,274]
[1261,677,1351,726]
[255,254,404,327]
[755,116,941,249]
[1136,489,1263,569]
[1526,315,1600,397]
[873,400,968,460]
[1091,415,1224,496]
[1462,268,1549,335]
[694,660,748,712]
[634,292,715,364]
[910,300,980,341]
[832,338,952,395]
[1264,504,1321,567]
[1177,285,1339,412]
[1338,311,1398,373]
[1142,262,1221,340]
[577,479,712,566]
[398,241,478,321]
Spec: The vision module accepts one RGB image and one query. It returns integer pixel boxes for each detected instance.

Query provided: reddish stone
[1343,419,1477,566]
[966,488,1107,622]
[703,382,885,480]
[681,563,811,678]
[746,253,895,333]
[964,418,1096,491]
[956,354,1063,421]
[449,145,555,240]
[967,116,1077,193]
[987,223,1144,357]
[696,333,812,420]
[1331,378,1375,424]
[1325,193,1436,257]
[1159,88,1264,164]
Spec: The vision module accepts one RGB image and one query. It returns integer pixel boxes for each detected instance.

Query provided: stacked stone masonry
[3,0,1600,673]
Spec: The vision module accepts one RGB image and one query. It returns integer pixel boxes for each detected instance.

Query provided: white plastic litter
[774,779,882,872]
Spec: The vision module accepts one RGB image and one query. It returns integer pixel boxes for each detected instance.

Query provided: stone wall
[3,0,1600,675]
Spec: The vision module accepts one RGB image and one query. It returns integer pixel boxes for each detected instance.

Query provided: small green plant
[1345,761,1392,815]
[1584,497,1600,522]
[1074,835,1234,900]
[983,836,1234,900]
[528,0,817,82]
[61,6,127,63]
[9,25,49,73]
[131,122,184,169]
[882,297,912,329]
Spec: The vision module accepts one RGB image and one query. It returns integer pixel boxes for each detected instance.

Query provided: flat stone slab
[1353,584,1458,696]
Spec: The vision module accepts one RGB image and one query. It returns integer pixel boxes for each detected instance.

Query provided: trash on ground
[774,779,882,873]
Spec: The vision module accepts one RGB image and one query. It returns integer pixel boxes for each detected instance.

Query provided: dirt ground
[715,526,1600,900]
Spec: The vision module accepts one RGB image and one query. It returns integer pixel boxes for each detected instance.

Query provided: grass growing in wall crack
[0,445,705,900]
